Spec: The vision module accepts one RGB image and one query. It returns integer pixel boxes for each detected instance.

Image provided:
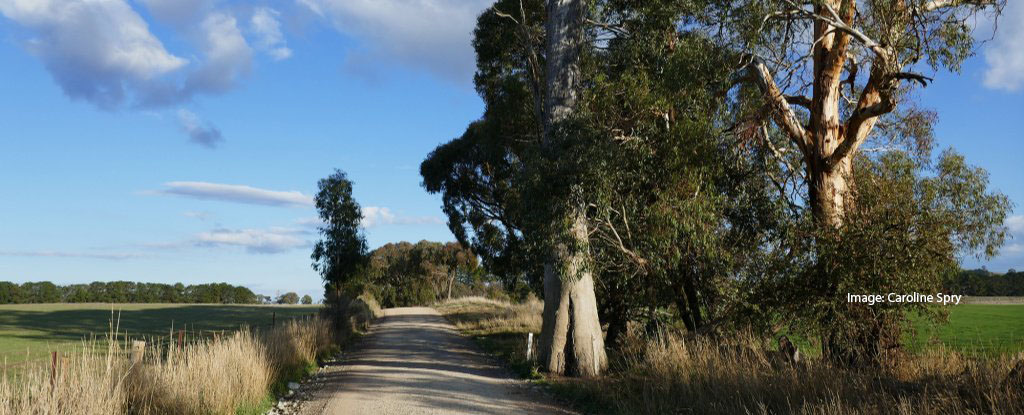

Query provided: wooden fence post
[526,333,533,361]
[50,351,57,393]
[272,312,276,327]
[131,341,146,364]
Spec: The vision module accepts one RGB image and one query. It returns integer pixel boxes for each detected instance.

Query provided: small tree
[312,169,369,299]
[301,294,313,305]
[277,292,300,305]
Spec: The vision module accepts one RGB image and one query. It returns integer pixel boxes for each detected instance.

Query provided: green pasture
[908,304,1024,356]
[0,303,320,367]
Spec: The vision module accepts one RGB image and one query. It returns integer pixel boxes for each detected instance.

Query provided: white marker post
[526,332,533,360]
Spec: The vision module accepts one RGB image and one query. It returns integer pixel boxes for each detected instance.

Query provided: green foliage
[301,295,313,305]
[0,281,258,304]
[312,169,369,296]
[762,151,1012,364]
[359,241,483,307]
[946,269,1024,296]
[276,292,300,305]
[423,0,1013,361]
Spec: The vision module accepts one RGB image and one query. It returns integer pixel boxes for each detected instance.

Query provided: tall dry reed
[1,300,376,415]
[0,336,130,415]
[127,329,274,415]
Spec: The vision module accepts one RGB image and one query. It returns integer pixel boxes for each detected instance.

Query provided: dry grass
[437,296,541,335]
[438,296,1024,415]
[128,329,274,415]
[0,335,130,415]
[600,329,1024,414]
[1,296,378,415]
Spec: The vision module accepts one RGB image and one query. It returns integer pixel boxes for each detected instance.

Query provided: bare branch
[830,69,894,169]
[893,72,933,87]
[918,0,997,13]
[785,95,812,108]
[732,56,811,154]
[585,18,629,36]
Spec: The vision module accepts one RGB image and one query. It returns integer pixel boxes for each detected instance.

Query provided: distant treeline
[0,281,261,304]
[945,269,1024,297]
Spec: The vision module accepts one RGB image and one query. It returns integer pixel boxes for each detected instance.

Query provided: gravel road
[298,307,574,415]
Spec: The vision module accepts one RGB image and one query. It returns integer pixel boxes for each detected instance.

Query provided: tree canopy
[312,169,369,298]
[422,0,1011,370]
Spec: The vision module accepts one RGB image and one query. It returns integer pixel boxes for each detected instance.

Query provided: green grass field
[908,304,1024,356]
[0,303,320,367]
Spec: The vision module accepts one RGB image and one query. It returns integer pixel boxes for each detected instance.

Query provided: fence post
[50,351,57,393]
[131,341,146,364]
[272,312,276,327]
[526,333,533,361]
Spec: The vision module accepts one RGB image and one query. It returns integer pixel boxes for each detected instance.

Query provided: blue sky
[0,0,1021,301]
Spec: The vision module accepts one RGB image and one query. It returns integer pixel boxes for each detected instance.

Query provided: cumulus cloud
[251,7,292,61]
[183,12,252,96]
[195,227,308,254]
[177,109,223,148]
[297,0,492,82]
[0,249,145,260]
[0,0,265,111]
[158,181,314,207]
[983,0,1024,91]
[0,0,187,109]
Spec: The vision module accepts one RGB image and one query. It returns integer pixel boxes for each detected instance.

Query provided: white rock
[288,382,300,390]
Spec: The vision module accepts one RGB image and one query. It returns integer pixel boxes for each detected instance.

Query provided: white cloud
[297,0,492,82]
[0,0,268,110]
[158,181,314,207]
[0,0,187,109]
[184,12,252,95]
[977,215,1024,271]
[296,216,326,227]
[1005,215,1024,235]
[298,207,444,229]
[137,0,213,27]
[182,210,213,220]
[251,7,292,61]
[195,227,308,254]
[0,249,145,260]
[177,109,223,148]
[361,206,444,228]
[983,0,1024,91]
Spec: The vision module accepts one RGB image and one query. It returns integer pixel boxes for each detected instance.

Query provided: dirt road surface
[299,307,574,415]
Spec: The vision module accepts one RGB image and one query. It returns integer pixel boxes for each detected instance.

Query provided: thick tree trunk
[535,0,607,377]
[808,155,852,227]
[538,217,608,376]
